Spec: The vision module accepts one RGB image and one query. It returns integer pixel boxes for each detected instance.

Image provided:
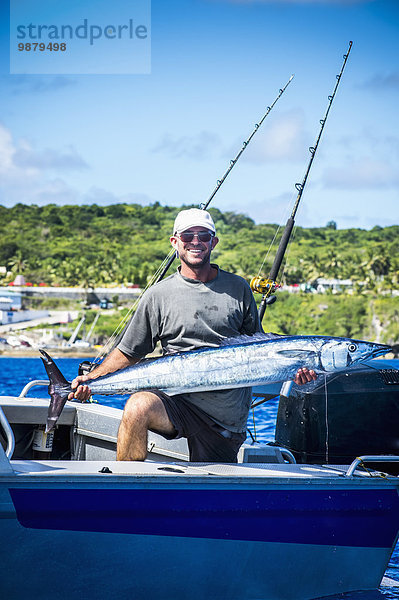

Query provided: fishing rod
[90,75,295,366]
[252,41,353,322]
[155,74,294,282]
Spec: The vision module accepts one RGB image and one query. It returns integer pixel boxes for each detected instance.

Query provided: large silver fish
[40,334,391,432]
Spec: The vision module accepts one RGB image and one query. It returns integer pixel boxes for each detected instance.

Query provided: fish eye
[348,343,357,352]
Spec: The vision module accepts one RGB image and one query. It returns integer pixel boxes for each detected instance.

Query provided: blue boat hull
[1,479,399,600]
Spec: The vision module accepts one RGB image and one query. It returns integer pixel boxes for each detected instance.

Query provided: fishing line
[92,248,176,364]
[256,227,281,281]
[252,408,257,442]
[276,224,298,287]
[256,188,298,282]
[324,374,329,463]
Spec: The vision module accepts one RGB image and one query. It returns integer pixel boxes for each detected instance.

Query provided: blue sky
[0,0,398,229]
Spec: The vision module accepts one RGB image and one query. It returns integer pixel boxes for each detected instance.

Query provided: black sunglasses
[177,231,214,243]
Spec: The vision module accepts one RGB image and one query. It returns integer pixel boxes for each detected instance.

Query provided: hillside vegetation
[0,203,398,344]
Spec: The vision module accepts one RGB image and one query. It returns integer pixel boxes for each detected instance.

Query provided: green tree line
[1,203,396,344]
[0,203,398,293]
[77,294,397,347]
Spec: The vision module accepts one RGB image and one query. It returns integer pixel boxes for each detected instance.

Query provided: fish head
[319,338,391,372]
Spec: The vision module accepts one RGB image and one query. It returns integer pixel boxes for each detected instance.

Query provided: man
[70,208,316,462]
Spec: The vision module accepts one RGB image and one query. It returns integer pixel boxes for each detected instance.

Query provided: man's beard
[179,247,211,269]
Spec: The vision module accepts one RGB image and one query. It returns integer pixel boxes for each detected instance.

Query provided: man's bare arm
[68,348,140,401]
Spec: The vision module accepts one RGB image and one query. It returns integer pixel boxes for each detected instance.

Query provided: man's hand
[294,367,317,385]
[68,374,93,402]
[66,348,137,403]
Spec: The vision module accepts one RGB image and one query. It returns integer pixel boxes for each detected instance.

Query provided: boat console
[275,359,399,474]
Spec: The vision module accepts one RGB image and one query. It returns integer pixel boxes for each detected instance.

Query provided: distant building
[0,291,22,310]
[316,278,353,294]
[0,290,49,326]
[281,279,355,295]
[0,309,49,326]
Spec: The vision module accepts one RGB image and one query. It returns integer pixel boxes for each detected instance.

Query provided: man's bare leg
[117,391,176,461]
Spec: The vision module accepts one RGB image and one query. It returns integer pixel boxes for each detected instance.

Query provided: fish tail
[39,349,72,433]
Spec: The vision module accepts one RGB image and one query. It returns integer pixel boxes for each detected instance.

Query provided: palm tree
[323,250,344,279]
[359,247,392,292]
[298,253,326,285]
[8,250,27,274]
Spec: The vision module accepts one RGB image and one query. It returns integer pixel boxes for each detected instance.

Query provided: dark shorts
[150,391,246,463]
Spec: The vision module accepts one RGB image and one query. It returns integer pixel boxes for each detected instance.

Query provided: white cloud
[152,131,221,160]
[0,123,88,175]
[336,129,399,159]
[31,179,80,205]
[0,75,76,95]
[0,123,40,185]
[229,109,307,164]
[334,212,397,228]
[323,158,399,189]
[0,124,158,208]
[14,145,88,171]
[229,191,306,225]
[119,192,156,206]
[83,187,156,206]
[0,125,15,174]
[0,123,88,206]
[359,72,399,90]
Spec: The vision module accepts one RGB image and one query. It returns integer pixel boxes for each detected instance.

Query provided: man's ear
[211,236,219,249]
[170,236,180,258]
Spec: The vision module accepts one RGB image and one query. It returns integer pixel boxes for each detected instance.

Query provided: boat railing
[345,455,399,477]
[19,380,49,398]
[279,448,296,464]
[0,406,15,458]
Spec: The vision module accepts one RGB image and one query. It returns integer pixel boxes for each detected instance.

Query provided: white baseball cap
[173,208,216,235]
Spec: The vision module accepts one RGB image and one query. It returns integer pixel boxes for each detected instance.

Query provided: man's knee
[123,392,157,422]
[122,391,174,434]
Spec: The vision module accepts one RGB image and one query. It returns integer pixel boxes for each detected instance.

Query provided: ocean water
[1,355,398,599]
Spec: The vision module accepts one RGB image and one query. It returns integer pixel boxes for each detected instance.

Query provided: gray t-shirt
[118,266,262,432]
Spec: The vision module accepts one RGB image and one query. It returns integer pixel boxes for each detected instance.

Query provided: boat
[1,372,399,600]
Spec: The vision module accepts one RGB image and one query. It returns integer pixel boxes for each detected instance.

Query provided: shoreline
[0,347,162,359]
[0,348,97,358]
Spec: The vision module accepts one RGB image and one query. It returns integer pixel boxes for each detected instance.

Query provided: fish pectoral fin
[276,349,316,359]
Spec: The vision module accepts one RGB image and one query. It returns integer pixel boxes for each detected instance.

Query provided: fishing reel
[78,361,97,376]
[250,277,280,296]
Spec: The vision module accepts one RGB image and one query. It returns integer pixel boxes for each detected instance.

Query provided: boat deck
[6,458,392,483]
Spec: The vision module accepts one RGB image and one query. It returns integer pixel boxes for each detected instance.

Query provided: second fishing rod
[252,41,353,321]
